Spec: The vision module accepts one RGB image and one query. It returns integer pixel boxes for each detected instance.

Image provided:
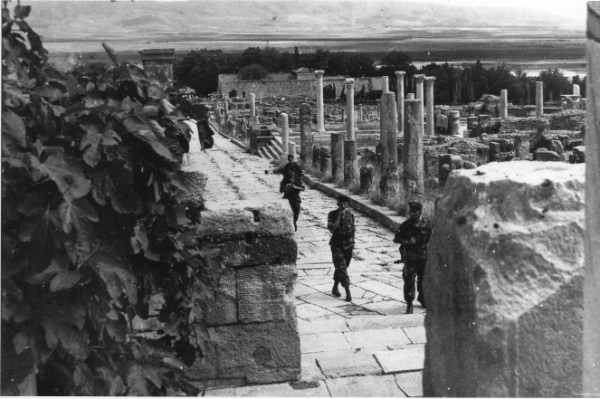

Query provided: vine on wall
[2,2,217,395]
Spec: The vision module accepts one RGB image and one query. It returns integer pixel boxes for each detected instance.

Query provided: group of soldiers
[279,155,432,314]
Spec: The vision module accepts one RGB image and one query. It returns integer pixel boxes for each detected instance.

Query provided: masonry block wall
[218,75,387,100]
[188,200,301,388]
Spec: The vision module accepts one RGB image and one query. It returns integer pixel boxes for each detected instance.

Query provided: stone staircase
[257,135,283,161]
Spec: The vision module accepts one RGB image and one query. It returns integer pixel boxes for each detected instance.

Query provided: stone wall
[134,200,301,390]
[424,161,585,397]
[219,74,387,101]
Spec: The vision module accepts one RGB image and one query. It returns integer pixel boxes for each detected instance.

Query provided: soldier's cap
[337,195,350,203]
[408,201,423,211]
[287,154,294,159]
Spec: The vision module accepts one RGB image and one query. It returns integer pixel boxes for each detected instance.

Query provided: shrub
[2,4,216,395]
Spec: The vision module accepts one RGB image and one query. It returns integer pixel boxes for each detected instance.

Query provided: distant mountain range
[27,0,584,53]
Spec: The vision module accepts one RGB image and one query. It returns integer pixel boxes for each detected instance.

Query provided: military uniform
[280,161,304,230]
[327,207,355,288]
[394,215,432,306]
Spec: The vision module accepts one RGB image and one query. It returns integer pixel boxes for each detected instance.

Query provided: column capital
[315,70,324,78]
[345,78,355,87]
[425,76,436,87]
[395,70,406,77]
[413,74,426,83]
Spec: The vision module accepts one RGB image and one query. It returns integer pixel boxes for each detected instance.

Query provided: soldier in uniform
[394,201,432,314]
[327,195,355,302]
[280,154,305,231]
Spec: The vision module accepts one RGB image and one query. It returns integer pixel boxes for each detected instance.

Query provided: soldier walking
[394,201,432,314]
[280,154,305,231]
[327,195,355,302]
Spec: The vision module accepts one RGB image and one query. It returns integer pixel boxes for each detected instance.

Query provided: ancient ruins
[136,4,597,397]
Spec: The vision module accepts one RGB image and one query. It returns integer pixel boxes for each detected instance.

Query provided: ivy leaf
[86,249,138,305]
[102,129,121,147]
[126,365,150,396]
[131,222,160,261]
[31,84,65,102]
[49,270,82,292]
[41,317,90,360]
[147,85,165,100]
[79,123,102,167]
[42,148,92,201]
[97,368,125,396]
[106,173,142,214]
[103,320,126,342]
[58,198,99,235]
[131,129,175,162]
[19,209,56,272]
[24,257,67,285]
[17,191,48,217]
[2,109,28,152]
[142,365,163,389]
[83,95,104,108]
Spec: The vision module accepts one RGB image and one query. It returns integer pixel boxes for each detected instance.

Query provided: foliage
[238,63,269,80]
[2,3,218,395]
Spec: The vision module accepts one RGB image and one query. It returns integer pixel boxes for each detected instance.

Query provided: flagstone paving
[192,133,425,397]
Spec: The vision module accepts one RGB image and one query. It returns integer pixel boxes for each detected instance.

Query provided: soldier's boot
[405,302,414,314]
[344,286,352,302]
[332,282,341,297]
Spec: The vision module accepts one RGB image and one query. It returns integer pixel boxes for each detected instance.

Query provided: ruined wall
[133,200,301,390]
[424,161,585,397]
[219,75,387,100]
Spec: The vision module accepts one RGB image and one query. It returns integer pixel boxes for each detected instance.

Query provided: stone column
[280,112,289,158]
[414,74,426,102]
[250,93,256,118]
[500,89,508,120]
[396,71,406,136]
[536,81,544,117]
[288,141,296,158]
[425,77,436,136]
[359,104,364,121]
[402,99,424,205]
[450,110,461,135]
[382,76,390,93]
[407,93,415,100]
[299,103,313,167]
[315,70,326,133]
[585,3,600,395]
[345,79,356,141]
[573,83,581,96]
[344,79,358,185]
[331,132,345,184]
[379,92,399,203]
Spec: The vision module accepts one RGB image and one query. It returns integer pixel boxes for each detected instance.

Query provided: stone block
[206,267,238,326]
[424,161,585,397]
[198,200,294,242]
[533,147,561,162]
[343,327,411,349]
[395,372,423,397]
[572,146,585,163]
[217,236,297,267]
[301,332,352,353]
[316,350,383,378]
[238,264,296,324]
[186,342,219,380]
[375,345,425,373]
[325,375,406,397]
[212,322,301,383]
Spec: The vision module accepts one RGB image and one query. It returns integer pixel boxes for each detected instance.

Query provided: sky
[29,0,590,25]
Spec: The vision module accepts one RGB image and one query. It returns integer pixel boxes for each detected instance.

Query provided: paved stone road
[188,133,425,397]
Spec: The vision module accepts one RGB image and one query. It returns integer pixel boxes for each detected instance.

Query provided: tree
[238,63,269,80]
[539,68,571,101]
